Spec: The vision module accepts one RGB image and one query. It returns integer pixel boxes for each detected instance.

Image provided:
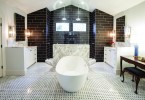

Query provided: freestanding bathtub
[56,56,88,92]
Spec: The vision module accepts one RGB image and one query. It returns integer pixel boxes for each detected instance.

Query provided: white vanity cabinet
[104,47,116,67]
[104,47,134,74]
[24,47,37,69]
[5,46,37,75]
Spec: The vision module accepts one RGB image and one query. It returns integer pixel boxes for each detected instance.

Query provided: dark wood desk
[120,56,145,94]
[120,56,145,76]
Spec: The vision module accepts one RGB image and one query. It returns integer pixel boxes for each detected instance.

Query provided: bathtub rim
[55,56,88,76]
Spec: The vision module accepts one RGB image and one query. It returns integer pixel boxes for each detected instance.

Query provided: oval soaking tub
[56,56,88,92]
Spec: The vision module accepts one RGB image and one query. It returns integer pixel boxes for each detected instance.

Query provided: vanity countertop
[104,46,116,49]
[104,46,132,48]
[24,46,37,48]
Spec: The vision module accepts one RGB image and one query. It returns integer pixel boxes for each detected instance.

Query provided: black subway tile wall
[91,9,113,62]
[116,16,125,42]
[52,5,90,44]
[89,12,95,58]
[15,13,25,41]
[27,6,114,62]
[27,8,50,62]
[47,10,53,58]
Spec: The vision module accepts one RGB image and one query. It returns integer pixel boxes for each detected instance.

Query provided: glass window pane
[73,23,86,32]
[56,23,69,31]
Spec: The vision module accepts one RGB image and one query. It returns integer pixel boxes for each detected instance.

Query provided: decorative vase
[134,45,138,57]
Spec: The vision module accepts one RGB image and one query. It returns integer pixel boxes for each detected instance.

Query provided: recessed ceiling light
[76,18,81,21]
[62,17,67,21]
[81,1,84,5]
[59,1,63,4]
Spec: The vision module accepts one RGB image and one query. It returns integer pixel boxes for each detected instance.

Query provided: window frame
[73,23,87,32]
[56,22,69,32]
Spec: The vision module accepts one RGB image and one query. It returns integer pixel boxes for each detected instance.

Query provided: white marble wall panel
[53,44,90,66]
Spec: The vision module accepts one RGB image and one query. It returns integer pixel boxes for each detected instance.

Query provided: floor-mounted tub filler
[56,56,89,92]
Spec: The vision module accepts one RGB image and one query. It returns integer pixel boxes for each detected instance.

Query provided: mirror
[116,16,125,42]
[15,13,25,41]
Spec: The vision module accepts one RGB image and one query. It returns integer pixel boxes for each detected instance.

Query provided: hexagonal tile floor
[0,63,145,100]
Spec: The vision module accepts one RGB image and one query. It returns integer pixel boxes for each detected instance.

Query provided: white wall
[114,1,145,57]
[0,1,27,76]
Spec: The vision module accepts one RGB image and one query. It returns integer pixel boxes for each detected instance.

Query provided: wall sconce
[25,29,31,37]
[124,26,131,38]
[8,26,15,38]
[109,30,116,38]
[109,30,116,44]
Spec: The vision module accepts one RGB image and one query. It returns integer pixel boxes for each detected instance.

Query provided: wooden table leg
[135,76,140,94]
[121,70,125,82]
[135,65,137,68]
[132,75,134,82]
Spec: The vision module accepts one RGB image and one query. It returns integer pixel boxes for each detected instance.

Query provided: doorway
[0,18,2,77]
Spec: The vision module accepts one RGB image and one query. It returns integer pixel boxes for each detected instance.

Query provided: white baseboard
[6,70,25,76]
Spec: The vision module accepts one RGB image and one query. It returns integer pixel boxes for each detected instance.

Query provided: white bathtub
[56,56,88,92]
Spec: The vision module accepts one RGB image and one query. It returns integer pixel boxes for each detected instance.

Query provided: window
[73,23,86,32]
[56,23,69,31]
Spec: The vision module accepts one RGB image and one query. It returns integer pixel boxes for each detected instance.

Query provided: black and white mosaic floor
[0,63,145,100]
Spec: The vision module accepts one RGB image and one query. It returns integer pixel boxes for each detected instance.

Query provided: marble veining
[53,44,90,66]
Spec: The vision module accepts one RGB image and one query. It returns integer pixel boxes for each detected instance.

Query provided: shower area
[45,5,93,66]
[52,5,90,44]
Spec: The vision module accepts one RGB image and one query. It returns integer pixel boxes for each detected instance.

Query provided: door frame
[0,18,3,77]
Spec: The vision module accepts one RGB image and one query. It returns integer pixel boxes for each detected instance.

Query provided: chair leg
[134,77,140,94]
[132,75,134,82]
[121,70,125,82]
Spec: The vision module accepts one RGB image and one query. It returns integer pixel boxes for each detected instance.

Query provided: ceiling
[1,0,145,15]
